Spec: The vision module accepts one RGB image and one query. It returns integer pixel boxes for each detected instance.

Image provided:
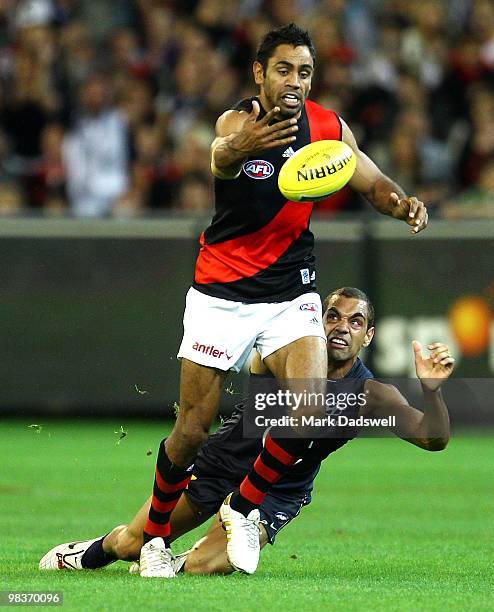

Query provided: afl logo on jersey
[243,159,274,179]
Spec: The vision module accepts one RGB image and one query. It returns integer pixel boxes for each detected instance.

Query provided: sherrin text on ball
[278,140,356,202]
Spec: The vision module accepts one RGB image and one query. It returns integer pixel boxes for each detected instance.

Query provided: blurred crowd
[1,0,494,218]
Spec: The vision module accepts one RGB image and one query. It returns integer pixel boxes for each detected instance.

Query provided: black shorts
[185,475,312,545]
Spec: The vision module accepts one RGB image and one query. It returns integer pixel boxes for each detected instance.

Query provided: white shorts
[177,287,326,372]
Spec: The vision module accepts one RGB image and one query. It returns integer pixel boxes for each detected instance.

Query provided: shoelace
[145,545,170,570]
[244,517,261,550]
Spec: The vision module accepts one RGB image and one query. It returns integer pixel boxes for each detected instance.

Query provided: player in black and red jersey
[39,287,453,574]
[133,22,431,577]
[37,22,429,577]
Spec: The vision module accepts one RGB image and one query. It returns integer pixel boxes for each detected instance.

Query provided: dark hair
[323,287,375,329]
[255,23,316,72]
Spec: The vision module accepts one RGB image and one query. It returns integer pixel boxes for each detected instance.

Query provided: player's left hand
[412,341,455,391]
[390,193,428,234]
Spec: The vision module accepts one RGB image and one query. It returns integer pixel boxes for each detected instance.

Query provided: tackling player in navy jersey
[40,288,453,575]
[133,22,432,577]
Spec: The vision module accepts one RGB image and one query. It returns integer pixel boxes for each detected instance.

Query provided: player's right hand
[231,101,299,155]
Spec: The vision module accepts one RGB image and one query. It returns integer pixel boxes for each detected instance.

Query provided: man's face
[81,77,107,114]
[254,44,314,118]
[323,295,374,362]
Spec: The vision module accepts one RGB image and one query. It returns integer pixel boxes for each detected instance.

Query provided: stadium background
[1,2,493,610]
[0,0,493,418]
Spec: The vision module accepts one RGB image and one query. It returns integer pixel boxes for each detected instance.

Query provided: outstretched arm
[363,342,454,450]
[342,119,428,234]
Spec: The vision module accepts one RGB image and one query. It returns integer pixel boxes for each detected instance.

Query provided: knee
[113,527,142,561]
[180,419,210,450]
[168,407,213,464]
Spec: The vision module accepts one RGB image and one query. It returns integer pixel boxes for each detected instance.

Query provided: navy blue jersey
[194,358,374,496]
[193,97,342,303]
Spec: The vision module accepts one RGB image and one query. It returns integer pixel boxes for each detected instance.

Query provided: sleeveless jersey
[194,358,374,496]
[193,97,342,303]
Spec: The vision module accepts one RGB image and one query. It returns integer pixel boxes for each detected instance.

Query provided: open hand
[413,341,455,391]
[231,101,299,155]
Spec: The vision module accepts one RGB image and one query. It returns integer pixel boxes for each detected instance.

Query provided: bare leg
[166,359,227,466]
[264,335,327,379]
[141,359,226,546]
[264,335,328,433]
[104,498,150,560]
[105,494,213,561]
[226,335,327,570]
[184,513,270,575]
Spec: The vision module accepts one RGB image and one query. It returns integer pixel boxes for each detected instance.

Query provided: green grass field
[1,420,492,611]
